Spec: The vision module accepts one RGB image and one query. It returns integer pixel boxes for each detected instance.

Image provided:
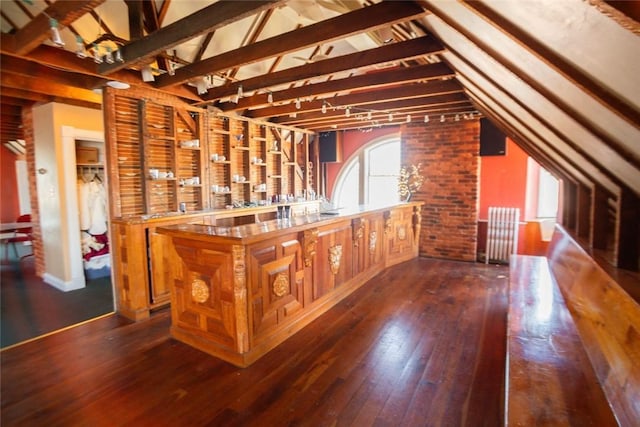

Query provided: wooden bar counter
[157,202,422,367]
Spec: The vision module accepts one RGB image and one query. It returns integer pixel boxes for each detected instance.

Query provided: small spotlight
[345,107,351,117]
[104,47,114,64]
[49,18,65,48]
[267,92,273,104]
[440,115,445,123]
[141,66,155,82]
[295,98,301,109]
[388,113,393,122]
[321,102,327,114]
[424,115,429,123]
[406,115,411,123]
[93,44,103,64]
[114,49,124,63]
[75,35,86,59]
[237,85,243,99]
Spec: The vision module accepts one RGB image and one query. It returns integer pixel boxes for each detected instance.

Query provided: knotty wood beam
[125,0,144,40]
[156,0,428,88]
[98,0,285,74]
[1,0,106,55]
[1,72,101,107]
[217,62,455,112]
[203,36,444,102]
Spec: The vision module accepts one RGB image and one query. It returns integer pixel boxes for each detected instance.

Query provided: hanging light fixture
[345,107,351,117]
[406,115,411,123]
[321,101,327,114]
[424,115,430,123]
[267,92,273,104]
[237,85,243,99]
[92,44,103,64]
[114,49,124,63]
[141,66,155,82]
[104,46,114,64]
[388,113,393,122]
[440,114,445,123]
[75,35,86,58]
[295,98,301,109]
[49,18,65,47]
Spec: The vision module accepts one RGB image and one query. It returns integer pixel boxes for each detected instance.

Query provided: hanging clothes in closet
[77,167,109,263]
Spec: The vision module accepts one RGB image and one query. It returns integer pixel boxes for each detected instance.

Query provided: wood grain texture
[547,226,640,426]
[506,255,617,426]
[1,257,507,426]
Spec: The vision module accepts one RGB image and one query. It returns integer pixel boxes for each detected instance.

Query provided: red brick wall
[401,119,480,261]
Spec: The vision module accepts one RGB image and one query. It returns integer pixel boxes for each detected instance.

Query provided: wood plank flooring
[1,257,508,426]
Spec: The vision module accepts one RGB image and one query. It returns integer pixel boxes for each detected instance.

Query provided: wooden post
[591,184,609,250]
[576,183,591,240]
[615,188,640,271]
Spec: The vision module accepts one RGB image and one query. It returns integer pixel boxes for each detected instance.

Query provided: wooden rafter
[155,0,428,88]
[98,0,285,74]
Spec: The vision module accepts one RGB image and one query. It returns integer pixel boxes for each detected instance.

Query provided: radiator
[485,207,520,264]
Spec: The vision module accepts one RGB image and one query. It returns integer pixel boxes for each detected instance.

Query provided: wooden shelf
[234,146,250,151]
[213,129,231,135]
[212,160,231,164]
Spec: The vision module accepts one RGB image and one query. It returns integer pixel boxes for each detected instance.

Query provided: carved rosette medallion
[329,245,342,275]
[303,228,319,267]
[398,226,407,241]
[369,231,377,255]
[352,219,364,247]
[191,278,210,303]
[272,272,289,297]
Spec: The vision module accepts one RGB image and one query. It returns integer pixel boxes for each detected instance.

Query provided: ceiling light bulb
[346,107,351,117]
[49,18,65,48]
[114,49,124,63]
[104,46,114,64]
[424,115,429,123]
[92,44,103,64]
[455,114,460,121]
[267,92,273,104]
[321,102,327,114]
[388,113,393,122]
[440,114,445,123]
[295,98,301,109]
[367,111,372,120]
[406,115,411,123]
[237,85,243,99]
[75,35,86,59]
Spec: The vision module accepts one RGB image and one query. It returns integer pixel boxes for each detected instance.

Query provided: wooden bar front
[158,203,422,367]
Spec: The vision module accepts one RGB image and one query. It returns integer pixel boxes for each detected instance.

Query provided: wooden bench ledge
[506,255,617,426]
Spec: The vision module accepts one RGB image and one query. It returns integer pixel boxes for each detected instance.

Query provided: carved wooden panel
[386,207,417,264]
[171,241,239,351]
[247,235,304,344]
[313,220,353,300]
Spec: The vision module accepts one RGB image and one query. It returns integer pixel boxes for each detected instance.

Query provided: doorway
[1,126,115,348]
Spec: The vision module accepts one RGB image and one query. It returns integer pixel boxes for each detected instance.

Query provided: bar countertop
[157,202,422,245]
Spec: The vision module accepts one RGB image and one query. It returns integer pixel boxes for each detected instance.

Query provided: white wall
[33,103,104,291]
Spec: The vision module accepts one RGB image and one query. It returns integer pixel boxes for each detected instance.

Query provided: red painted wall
[479,138,528,220]
[0,145,20,223]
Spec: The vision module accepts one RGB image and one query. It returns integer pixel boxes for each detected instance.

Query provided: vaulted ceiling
[1,0,639,200]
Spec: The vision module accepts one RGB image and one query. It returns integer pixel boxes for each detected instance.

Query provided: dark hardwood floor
[1,257,508,426]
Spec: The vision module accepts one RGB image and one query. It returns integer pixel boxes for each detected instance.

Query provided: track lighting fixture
[167,61,175,76]
[141,66,155,82]
[406,115,411,123]
[388,113,393,122]
[455,114,460,121]
[104,46,114,64]
[75,35,86,58]
[237,85,243,99]
[367,111,372,120]
[92,44,103,64]
[295,98,301,109]
[321,101,327,114]
[345,107,351,117]
[440,114,445,123]
[115,49,124,63]
[267,92,273,104]
[424,115,430,123]
[49,18,64,47]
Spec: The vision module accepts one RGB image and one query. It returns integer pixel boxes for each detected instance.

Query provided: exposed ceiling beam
[98,0,285,74]
[202,36,444,102]
[155,0,428,88]
[216,62,456,112]
[1,0,106,55]
[1,72,102,107]
[248,79,464,119]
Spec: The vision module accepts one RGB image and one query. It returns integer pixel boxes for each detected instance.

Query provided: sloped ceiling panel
[421,0,640,197]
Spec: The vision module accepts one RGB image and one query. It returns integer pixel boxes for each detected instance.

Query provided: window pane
[368,176,400,206]
[368,141,400,175]
[335,162,359,209]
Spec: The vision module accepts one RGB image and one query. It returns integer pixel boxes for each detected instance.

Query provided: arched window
[332,136,401,209]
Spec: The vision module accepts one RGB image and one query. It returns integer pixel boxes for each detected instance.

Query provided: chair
[2,214,34,262]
